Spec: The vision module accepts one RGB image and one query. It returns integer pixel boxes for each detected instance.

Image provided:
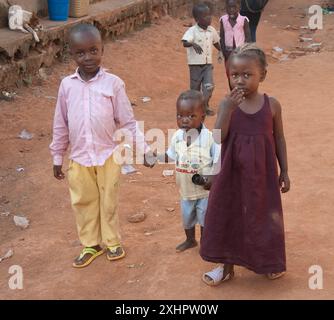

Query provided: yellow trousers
[68,155,121,248]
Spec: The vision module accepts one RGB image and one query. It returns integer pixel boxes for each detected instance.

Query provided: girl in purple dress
[200,43,290,286]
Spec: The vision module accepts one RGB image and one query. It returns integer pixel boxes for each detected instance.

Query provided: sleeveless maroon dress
[200,94,286,274]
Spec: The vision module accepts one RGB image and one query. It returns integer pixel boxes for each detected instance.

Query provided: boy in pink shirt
[50,24,154,268]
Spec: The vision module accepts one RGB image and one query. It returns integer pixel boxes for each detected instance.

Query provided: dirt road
[0,0,333,299]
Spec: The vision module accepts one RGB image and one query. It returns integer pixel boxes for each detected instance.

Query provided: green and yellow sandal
[72,247,105,268]
[106,246,126,261]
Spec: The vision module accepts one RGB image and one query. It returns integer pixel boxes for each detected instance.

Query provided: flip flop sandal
[202,265,235,286]
[72,247,104,268]
[267,272,286,280]
[106,246,126,261]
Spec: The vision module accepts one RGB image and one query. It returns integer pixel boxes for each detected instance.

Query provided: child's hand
[279,172,290,193]
[203,180,212,190]
[144,151,157,168]
[203,175,213,190]
[192,43,203,54]
[53,165,65,180]
[223,47,233,60]
[218,51,224,64]
[224,87,245,110]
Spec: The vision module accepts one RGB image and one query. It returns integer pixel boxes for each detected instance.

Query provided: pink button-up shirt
[220,14,249,48]
[49,68,147,167]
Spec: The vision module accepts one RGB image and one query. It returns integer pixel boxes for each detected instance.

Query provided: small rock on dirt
[166,207,175,212]
[290,50,306,57]
[141,97,151,103]
[162,170,174,177]
[0,249,13,262]
[0,211,10,216]
[284,25,299,30]
[307,42,322,48]
[38,68,48,81]
[272,46,284,53]
[127,279,140,284]
[127,262,144,269]
[299,37,313,42]
[13,215,30,229]
[19,147,31,153]
[18,129,33,140]
[127,212,146,223]
[121,164,137,175]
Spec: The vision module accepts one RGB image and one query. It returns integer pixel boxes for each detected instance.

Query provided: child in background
[50,24,154,268]
[165,90,221,252]
[200,43,290,285]
[220,0,251,88]
[182,3,223,116]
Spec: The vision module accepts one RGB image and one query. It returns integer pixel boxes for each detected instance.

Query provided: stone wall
[0,0,223,90]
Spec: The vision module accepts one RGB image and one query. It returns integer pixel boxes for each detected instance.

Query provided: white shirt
[167,126,221,200]
[182,24,220,65]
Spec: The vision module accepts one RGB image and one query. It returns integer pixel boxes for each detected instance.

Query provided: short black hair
[69,23,102,45]
[192,3,210,20]
[225,0,241,6]
[176,90,205,113]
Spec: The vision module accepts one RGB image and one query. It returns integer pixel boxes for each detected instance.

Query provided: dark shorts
[189,64,214,92]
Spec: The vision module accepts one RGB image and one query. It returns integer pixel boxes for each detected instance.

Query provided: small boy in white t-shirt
[165,90,221,252]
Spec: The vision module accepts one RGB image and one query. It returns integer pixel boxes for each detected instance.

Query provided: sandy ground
[0,0,334,299]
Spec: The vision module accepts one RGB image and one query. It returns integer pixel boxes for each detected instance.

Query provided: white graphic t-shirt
[167,126,221,200]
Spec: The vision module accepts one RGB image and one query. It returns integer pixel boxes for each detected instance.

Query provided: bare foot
[176,239,197,252]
